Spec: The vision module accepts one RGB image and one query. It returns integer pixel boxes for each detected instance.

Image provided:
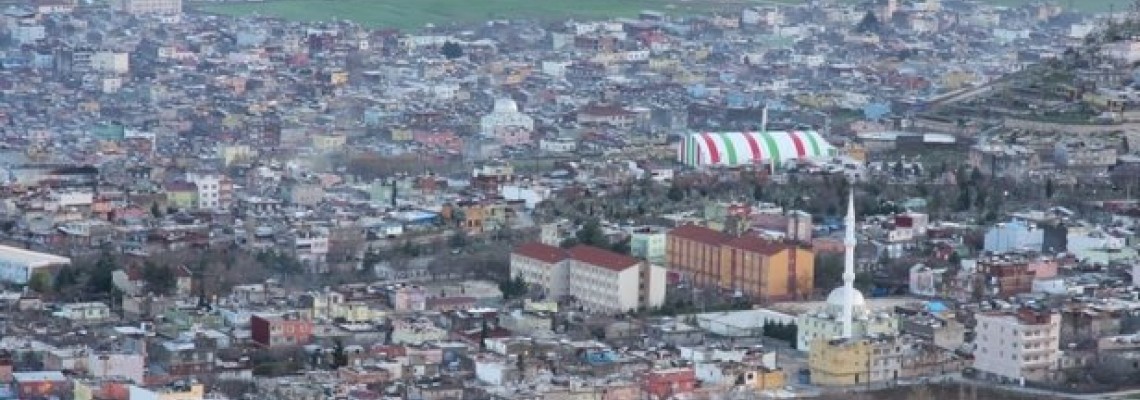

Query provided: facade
[677,131,834,167]
[128,383,205,400]
[185,172,232,211]
[984,219,1044,253]
[13,371,71,400]
[1054,141,1117,169]
[112,0,181,14]
[808,336,903,386]
[968,143,1039,178]
[250,313,314,347]
[976,254,1037,297]
[510,243,666,313]
[666,225,814,301]
[973,309,1061,383]
[0,245,71,285]
[629,227,667,265]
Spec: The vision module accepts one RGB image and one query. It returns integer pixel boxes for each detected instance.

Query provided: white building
[973,310,1061,383]
[510,242,665,314]
[0,245,71,284]
[91,51,130,74]
[480,99,534,137]
[112,0,181,14]
[984,220,1044,253]
[797,193,897,351]
[53,302,112,322]
[185,172,228,210]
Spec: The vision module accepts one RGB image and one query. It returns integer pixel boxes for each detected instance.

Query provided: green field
[194,0,1124,30]
[194,0,746,29]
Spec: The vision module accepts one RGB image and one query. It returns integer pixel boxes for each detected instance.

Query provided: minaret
[841,190,857,338]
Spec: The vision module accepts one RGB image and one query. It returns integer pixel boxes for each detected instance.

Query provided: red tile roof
[668,224,730,245]
[567,245,639,272]
[512,242,568,264]
[724,236,790,256]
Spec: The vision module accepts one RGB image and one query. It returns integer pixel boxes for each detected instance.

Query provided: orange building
[667,224,814,301]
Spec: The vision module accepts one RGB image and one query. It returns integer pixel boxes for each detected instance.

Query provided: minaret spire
[841,189,857,338]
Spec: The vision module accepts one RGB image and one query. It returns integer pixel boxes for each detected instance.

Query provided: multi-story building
[976,254,1038,297]
[968,143,1039,178]
[1054,140,1118,170]
[112,0,181,14]
[510,243,666,314]
[629,226,667,265]
[666,224,814,301]
[808,335,904,386]
[250,313,314,347]
[185,172,232,211]
[974,309,1061,383]
[288,226,330,271]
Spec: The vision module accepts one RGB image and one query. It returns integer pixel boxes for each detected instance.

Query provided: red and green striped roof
[678,131,834,167]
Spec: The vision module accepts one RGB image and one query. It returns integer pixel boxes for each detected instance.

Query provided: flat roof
[0,244,71,267]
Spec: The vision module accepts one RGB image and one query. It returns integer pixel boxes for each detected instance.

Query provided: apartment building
[250,313,314,348]
[808,335,904,386]
[510,242,665,314]
[112,0,181,14]
[666,224,814,301]
[973,309,1061,383]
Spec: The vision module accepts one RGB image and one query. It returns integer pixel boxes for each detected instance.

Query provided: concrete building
[629,226,667,265]
[808,335,904,386]
[510,243,666,314]
[250,313,313,347]
[112,0,181,14]
[968,143,1039,178]
[666,224,814,301]
[128,383,205,400]
[0,244,70,285]
[185,172,231,211]
[984,219,1044,253]
[973,309,1061,383]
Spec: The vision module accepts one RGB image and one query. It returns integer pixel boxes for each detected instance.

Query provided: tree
[667,184,685,202]
[54,266,79,291]
[813,254,844,289]
[752,183,765,201]
[150,202,163,218]
[441,41,463,59]
[142,261,176,295]
[88,253,117,294]
[855,10,880,34]
[500,275,528,299]
[28,270,52,293]
[331,339,349,368]
[1045,178,1055,199]
[449,230,468,248]
[574,219,607,248]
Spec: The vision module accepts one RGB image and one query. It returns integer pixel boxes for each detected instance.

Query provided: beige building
[113,0,181,14]
[511,242,666,314]
[974,309,1061,383]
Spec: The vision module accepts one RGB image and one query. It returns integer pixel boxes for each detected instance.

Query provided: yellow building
[391,128,413,141]
[312,133,347,152]
[165,182,198,210]
[666,225,814,301]
[217,145,255,166]
[737,366,786,391]
[129,383,205,400]
[809,336,902,386]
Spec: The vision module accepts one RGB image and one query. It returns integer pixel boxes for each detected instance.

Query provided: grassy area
[193,0,1121,31]
[193,0,745,29]
[983,0,1122,13]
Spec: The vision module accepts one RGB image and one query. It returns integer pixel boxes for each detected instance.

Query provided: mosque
[795,192,898,351]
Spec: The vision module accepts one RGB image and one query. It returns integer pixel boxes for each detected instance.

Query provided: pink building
[1026,257,1059,279]
[388,285,427,311]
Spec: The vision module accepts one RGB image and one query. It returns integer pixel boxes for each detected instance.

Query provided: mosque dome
[826,286,867,315]
[493,99,519,113]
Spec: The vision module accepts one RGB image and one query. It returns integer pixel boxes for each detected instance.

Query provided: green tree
[667,184,685,202]
[331,339,349,368]
[142,261,176,295]
[855,10,880,34]
[813,254,844,289]
[752,183,765,201]
[150,202,163,218]
[499,275,528,300]
[28,270,52,293]
[1045,178,1055,198]
[54,266,78,290]
[574,219,607,248]
[88,253,117,294]
[441,41,463,59]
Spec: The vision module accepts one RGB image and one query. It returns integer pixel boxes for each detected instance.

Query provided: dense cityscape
[1,0,1140,399]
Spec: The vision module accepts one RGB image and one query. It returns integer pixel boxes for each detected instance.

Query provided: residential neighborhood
[2,0,1140,399]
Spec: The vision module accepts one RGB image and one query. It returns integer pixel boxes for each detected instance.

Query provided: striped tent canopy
[677,131,834,167]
